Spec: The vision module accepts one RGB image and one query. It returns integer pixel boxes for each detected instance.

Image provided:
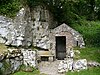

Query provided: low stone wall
[0,48,37,75]
[57,48,100,74]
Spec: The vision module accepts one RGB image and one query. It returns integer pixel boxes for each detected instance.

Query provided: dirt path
[38,60,65,75]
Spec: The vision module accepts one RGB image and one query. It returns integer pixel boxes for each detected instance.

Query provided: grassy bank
[12,70,40,75]
[66,67,100,75]
[74,47,100,63]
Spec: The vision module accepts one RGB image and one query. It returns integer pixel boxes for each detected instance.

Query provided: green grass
[12,71,47,75]
[74,47,100,63]
[69,47,100,75]
[12,70,40,75]
[66,67,100,75]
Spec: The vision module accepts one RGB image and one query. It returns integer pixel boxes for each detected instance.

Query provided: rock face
[0,49,23,75]
[58,48,87,73]
[0,48,37,75]
[0,5,86,74]
[32,6,57,49]
[0,7,33,47]
[58,59,87,73]
[22,49,37,67]
[0,5,85,50]
[0,16,13,44]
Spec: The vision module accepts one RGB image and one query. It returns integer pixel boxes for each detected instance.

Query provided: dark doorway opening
[56,36,66,60]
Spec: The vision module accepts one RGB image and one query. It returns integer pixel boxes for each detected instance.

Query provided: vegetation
[74,47,100,63]
[66,67,100,75]
[0,59,11,75]
[0,0,100,75]
[12,71,40,75]
[23,0,100,46]
[0,0,21,17]
[71,20,100,47]
[24,0,100,24]
[0,43,8,54]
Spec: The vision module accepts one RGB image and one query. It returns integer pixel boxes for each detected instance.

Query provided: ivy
[0,0,21,18]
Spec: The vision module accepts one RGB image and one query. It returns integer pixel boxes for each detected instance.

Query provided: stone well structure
[31,6,85,60]
[0,5,85,60]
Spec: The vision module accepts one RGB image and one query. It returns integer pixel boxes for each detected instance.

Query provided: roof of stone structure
[52,23,82,37]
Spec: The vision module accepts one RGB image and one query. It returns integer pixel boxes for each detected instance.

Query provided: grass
[12,64,47,75]
[66,67,100,75]
[69,47,100,75]
[12,70,40,75]
[12,71,47,75]
[74,47,100,63]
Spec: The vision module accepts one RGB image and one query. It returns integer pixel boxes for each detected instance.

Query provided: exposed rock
[58,60,68,73]
[10,59,22,73]
[58,59,73,73]
[58,59,87,73]
[0,16,14,45]
[0,36,6,43]
[73,59,87,71]
[22,49,37,67]
[74,50,80,54]
[88,61,100,67]
[0,7,33,47]
[66,47,75,58]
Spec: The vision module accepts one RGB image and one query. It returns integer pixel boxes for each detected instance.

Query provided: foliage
[12,71,40,75]
[23,0,100,24]
[68,47,100,75]
[12,64,40,75]
[0,0,21,17]
[0,0,100,23]
[71,20,100,47]
[74,47,100,63]
[66,67,100,75]
[0,60,11,75]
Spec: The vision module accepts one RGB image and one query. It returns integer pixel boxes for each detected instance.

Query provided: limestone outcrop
[0,48,37,75]
[0,7,33,47]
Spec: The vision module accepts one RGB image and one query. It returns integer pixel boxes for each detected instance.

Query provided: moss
[0,59,11,75]
[74,47,100,63]
[20,64,37,72]
[66,67,100,75]
[12,64,40,75]
[0,43,8,54]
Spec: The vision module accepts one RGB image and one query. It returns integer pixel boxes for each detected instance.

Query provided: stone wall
[0,48,37,75]
[0,5,85,49]
[32,6,57,49]
[0,7,33,47]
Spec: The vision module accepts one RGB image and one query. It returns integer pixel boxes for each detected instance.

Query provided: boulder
[88,61,100,67]
[22,49,37,67]
[73,59,87,71]
[10,59,22,73]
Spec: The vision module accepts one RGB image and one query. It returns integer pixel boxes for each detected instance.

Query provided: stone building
[0,5,85,60]
[32,6,85,60]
